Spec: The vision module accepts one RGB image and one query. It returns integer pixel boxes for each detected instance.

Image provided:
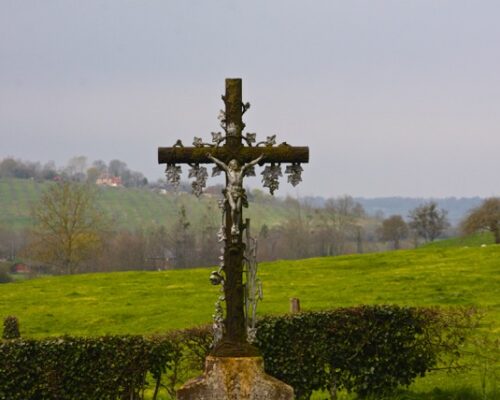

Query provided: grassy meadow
[1,235,498,338]
[1,236,499,397]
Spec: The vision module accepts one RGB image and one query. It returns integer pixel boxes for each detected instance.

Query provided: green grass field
[3,239,498,338]
[0,178,293,232]
[1,237,499,397]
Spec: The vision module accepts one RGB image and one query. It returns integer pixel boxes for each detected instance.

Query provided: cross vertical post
[158,78,309,358]
[219,79,253,355]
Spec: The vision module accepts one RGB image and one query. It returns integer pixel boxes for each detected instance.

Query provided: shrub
[159,327,212,399]
[2,316,20,339]
[0,268,12,284]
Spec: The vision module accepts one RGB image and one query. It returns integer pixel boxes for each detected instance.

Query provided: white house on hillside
[96,174,122,187]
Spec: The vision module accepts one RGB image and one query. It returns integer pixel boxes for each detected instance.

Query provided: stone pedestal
[177,356,294,400]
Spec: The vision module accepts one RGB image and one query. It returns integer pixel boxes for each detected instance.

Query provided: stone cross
[158,78,309,357]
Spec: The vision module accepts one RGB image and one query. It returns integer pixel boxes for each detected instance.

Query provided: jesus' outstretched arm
[206,153,228,172]
[242,154,264,175]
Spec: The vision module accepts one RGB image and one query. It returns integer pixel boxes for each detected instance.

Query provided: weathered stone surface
[177,356,294,400]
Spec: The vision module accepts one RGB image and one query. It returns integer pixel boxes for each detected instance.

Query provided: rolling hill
[0,178,294,232]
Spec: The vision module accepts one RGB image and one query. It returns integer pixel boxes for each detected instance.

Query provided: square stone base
[177,356,294,400]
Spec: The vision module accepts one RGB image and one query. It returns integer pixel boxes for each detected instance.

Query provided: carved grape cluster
[261,164,282,195]
[165,164,181,188]
[285,163,303,187]
[188,165,208,197]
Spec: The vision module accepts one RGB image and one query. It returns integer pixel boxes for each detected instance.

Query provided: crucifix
[158,78,309,357]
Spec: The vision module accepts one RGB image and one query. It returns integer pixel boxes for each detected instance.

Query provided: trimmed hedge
[0,335,173,400]
[0,306,476,400]
[255,305,473,399]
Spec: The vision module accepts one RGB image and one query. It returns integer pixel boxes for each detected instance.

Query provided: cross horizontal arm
[158,146,309,165]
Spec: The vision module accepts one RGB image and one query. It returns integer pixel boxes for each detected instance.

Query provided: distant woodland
[0,157,486,276]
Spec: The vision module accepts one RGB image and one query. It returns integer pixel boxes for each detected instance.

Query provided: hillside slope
[0,178,292,231]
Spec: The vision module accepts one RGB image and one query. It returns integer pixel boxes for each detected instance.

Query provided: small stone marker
[289,298,301,314]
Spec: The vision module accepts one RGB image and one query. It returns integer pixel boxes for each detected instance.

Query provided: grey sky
[1,1,499,197]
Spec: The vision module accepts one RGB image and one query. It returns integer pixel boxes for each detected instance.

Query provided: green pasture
[422,232,495,249]
[1,237,499,397]
[2,240,498,338]
[0,178,290,231]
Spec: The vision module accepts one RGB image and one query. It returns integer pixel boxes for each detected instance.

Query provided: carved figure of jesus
[207,153,264,235]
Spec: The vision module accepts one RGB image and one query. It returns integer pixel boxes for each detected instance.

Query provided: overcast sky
[1,1,499,198]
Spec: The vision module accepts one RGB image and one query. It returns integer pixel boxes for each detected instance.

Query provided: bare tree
[408,201,449,242]
[108,159,128,178]
[197,205,219,266]
[461,197,500,243]
[109,229,147,270]
[276,198,314,259]
[0,227,28,261]
[64,156,87,181]
[24,181,107,274]
[91,160,108,174]
[168,205,195,269]
[322,196,365,255]
[378,215,409,249]
[145,225,170,268]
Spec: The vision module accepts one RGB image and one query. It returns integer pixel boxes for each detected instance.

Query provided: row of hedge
[0,306,478,400]
[255,306,477,398]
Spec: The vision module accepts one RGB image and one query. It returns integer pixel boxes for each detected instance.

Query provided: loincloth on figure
[223,187,249,208]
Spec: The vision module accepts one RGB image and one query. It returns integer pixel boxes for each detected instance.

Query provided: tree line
[0,156,148,187]
[2,180,499,276]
